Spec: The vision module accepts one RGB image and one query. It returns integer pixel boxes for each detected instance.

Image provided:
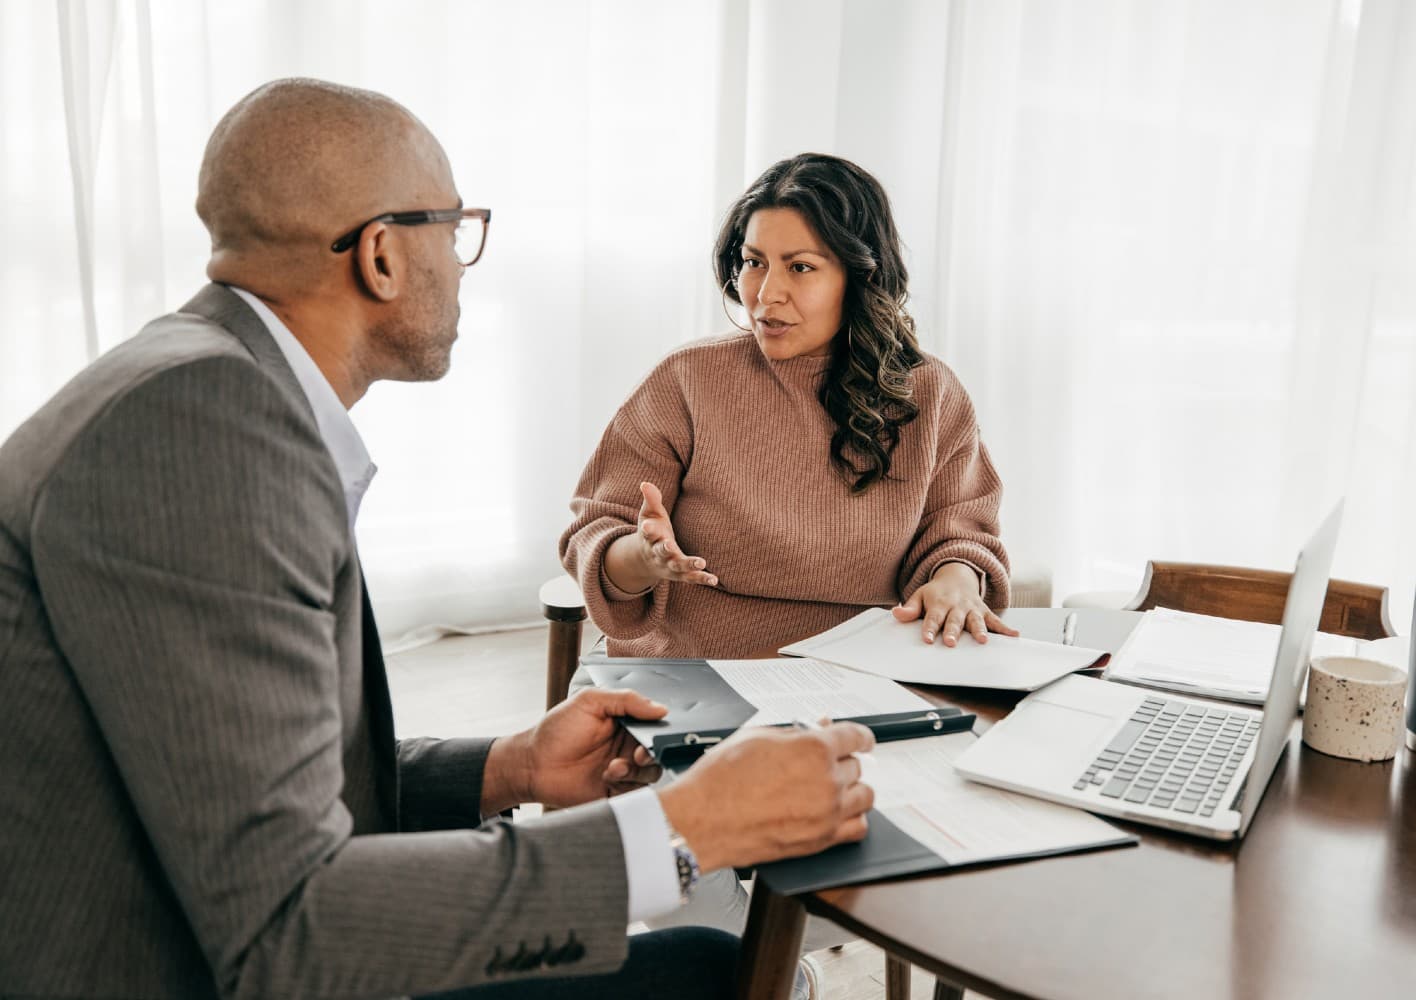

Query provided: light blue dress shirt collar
[227,286,377,528]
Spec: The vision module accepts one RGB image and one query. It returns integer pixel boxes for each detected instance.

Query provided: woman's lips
[756,319,795,337]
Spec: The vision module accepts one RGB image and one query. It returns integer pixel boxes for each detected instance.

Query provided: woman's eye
[741,257,764,269]
[790,262,814,273]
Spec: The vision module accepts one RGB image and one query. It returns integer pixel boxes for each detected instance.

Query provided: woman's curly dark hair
[713,153,924,493]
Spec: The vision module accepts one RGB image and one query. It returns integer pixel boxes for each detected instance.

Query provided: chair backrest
[1124,561,1395,640]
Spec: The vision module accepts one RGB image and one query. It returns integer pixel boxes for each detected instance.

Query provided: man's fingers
[818,720,875,758]
[834,754,863,787]
[832,812,871,844]
[582,687,668,721]
[840,779,875,818]
[986,610,1021,637]
[604,758,661,787]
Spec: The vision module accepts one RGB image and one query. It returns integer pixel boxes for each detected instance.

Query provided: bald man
[0,79,874,1000]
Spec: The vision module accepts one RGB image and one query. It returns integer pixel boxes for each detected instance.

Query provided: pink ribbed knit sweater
[560,332,1010,659]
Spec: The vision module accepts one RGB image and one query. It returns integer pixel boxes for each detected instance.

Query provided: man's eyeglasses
[330,207,492,267]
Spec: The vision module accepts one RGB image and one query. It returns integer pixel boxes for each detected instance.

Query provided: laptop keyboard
[1072,696,1261,819]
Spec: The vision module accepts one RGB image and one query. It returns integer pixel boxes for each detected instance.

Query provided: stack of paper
[779,607,1107,690]
[1103,607,1410,704]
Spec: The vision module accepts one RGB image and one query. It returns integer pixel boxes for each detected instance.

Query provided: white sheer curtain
[4,0,1413,645]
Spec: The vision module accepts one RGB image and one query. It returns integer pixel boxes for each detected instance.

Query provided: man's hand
[603,481,718,594]
[893,561,1019,646]
[656,722,876,874]
[481,688,666,814]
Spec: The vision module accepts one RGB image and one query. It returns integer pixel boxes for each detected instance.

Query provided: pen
[1062,611,1077,647]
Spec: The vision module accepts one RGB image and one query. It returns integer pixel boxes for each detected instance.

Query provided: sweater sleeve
[559,360,695,642]
[897,371,1011,610]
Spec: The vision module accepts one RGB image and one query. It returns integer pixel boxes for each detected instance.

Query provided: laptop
[953,501,1343,841]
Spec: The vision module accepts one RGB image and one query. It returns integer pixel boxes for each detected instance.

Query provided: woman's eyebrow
[741,242,830,259]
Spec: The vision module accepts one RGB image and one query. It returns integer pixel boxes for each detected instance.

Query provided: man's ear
[354,223,400,302]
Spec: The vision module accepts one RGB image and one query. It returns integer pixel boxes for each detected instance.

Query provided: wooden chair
[539,574,587,710]
[1124,561,1396,639]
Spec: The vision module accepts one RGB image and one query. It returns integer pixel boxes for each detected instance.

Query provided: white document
[708,657,933,727]
[864,731,1128,865]
[779,607,1106,691]
[1104,608,1410,703]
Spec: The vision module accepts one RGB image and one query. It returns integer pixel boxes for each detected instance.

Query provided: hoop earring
[720,281,752,333]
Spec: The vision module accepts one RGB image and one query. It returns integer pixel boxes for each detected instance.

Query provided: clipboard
[583,656,1135,894]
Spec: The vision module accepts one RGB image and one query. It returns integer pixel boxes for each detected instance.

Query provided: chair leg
[545,617,582,709]
[932,979,965,1000]
[885,952,910,1000]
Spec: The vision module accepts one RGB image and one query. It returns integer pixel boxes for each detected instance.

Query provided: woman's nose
[757,267,788,304]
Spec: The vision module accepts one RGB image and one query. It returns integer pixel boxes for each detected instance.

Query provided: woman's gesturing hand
[603,481,718,595]
[634,482,717,586]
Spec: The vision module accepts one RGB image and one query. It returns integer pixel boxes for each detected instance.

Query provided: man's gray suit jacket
[0,285,630,999]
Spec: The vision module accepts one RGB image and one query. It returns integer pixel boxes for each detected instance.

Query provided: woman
[561,153,1014,656]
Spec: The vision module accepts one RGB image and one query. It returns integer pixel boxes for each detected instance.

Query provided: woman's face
[737,207,846,360]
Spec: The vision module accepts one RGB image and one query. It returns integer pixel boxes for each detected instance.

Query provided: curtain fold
[4,0,1413,642]
[56,0,116,361]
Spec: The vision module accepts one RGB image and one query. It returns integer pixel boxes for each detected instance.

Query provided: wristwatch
[666,827,701,905]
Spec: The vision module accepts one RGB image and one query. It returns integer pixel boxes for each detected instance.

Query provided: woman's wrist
[931,560,984,595]
[603,533,658,597]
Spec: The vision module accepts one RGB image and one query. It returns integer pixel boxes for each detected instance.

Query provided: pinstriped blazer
[0,285,629,999]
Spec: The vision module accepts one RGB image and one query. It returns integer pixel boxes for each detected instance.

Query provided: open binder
[585,657,1137,895]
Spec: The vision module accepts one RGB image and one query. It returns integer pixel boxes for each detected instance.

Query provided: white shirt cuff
[606,786,681,923]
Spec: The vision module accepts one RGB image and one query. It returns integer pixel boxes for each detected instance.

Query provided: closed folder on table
[655,708,975,766]
[583,656,1136,895]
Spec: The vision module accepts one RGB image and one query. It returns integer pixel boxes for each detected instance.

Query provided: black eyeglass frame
[330,207,492,266]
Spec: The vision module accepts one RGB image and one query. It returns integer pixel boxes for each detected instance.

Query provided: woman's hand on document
[894,561,1019,647]
[655,721,876,874]
[603,481,718,596]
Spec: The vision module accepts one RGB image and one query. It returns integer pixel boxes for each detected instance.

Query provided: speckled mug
[1303,656,1408,762]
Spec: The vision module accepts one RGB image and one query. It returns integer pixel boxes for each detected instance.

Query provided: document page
[864,732,1129,865]
[1103,608,1396,702]
[780,608,1106,690]
[708,658,932,726]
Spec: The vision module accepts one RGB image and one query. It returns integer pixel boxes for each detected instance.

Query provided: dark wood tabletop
[736,613,1416,1000]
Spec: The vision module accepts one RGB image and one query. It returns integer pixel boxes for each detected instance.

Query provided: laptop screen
[1236,500,1344,835]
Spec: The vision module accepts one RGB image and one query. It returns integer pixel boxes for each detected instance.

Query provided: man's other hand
[502,688,667,811]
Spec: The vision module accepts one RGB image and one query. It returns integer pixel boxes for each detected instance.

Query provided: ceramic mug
[1303,656,1408,762]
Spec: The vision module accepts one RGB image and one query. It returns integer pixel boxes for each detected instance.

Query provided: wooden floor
[386,624,975,1000]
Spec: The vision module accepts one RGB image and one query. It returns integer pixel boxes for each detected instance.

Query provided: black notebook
[585,657,1137,894]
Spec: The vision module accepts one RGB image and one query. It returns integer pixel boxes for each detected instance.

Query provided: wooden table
[736,614,1416,1000]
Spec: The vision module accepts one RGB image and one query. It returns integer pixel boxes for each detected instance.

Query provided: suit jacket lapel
[359,565,400,823]
[182,283,401,824]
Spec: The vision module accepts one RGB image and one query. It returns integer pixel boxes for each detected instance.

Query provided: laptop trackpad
[982,700,1119,785]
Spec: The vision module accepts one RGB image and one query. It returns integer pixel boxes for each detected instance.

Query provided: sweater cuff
[572,523,665,643]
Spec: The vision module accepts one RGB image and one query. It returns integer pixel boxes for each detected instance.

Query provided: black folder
[583,657,972,767]
[583,656,1136,895]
